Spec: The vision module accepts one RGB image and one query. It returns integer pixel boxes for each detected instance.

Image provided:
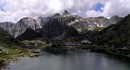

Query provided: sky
[0,0,130,23]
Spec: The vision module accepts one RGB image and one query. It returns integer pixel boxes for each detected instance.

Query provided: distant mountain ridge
[0,10,122,38]
[0,17,49,37]
[90,14,130,47]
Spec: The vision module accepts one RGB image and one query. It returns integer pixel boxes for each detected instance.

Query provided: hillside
[0,27,18,47]
[92,14,130,48]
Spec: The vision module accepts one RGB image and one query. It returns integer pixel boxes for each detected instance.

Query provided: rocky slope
[0,10,122,38]
[11,17,42,37]
[108,15,123,24]
[0,27,18,47]
[0,17,48,37]
[92,14,130,47]
[16,28,41,41]
[0,22,15,34]
[40,17,79,39]
[16,11,80,40]
[51,10,122,32]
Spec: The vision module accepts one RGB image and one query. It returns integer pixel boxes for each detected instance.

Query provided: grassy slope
[0,27,29,68]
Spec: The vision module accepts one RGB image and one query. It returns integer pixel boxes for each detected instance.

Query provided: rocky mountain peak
[93,13,130,46]
[18,17,37,25]
[97,16,105,19]
[41,18,79,39]
[109,15,123,24]
[111,15,119,18]
[63,10,70,15]
[53,13,60,17]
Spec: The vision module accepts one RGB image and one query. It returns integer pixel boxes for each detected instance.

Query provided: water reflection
[7,51,130,70]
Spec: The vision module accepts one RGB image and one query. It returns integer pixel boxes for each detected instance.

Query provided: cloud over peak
[0,0,130,23]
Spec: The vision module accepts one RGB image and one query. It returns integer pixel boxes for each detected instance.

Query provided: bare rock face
[109,15,123,24]
[57,11,121,32]
[63,10,70,15]
[41,18,79,39]
[16,14,79,40]
[11,17,41,37]
[0,17,49,37]
[0,22,15,34]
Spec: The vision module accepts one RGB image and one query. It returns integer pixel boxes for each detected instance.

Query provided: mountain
[0,17,48,37]
[53,10,121,32]
[16,28,41,41]
[0,22,15,34]
[16,12,80,40]
[63,10,70,15]
[36,17,51,27]
[40,17,79,39]
[92,14,130,47]
[0,27,18,47]
[11,17,41,37]
[47,10,115,32]
[108,15,123,24]
[70,16,109,32]
[0,10,122,38]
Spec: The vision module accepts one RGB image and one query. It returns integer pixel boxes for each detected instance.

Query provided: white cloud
[86,10,102,17]
[0,0,130,23]
[102,0,130,17]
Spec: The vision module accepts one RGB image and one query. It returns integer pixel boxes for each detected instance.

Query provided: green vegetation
[93,27,104,31]
[21,40,46,47]
[0,46,30,68]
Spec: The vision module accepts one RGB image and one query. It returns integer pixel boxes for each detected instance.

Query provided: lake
[6,51,130,70]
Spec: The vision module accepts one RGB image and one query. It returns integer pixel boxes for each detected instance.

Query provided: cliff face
[11,17,41,37]
[41,18,79,39]
[16,14,79,40]
[0,17,49,37]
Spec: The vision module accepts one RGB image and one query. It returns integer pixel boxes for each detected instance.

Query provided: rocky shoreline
[82,45,130,59]
[43,44,130,59]
[1,54,25,70]
[0,49,41,70]
[1,44,130,70]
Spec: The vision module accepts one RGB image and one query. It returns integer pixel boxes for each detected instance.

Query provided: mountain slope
[16,28,41,41]
[0,27,18,47]
[93,14,130,47]
[0,10,122,38]
[109,15,123,24]
[41,17,79,39]
[11,17,41,37]
[0,17,48,37]
[0,22,15,35]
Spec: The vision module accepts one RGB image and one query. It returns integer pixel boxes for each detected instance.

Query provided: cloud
[88,0,130,17]
[94,3,104,12]
[102,0,130,17]
[0,0,130,23]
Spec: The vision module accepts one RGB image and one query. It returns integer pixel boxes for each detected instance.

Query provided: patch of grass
[93,27,104,31]
[0,46,30,68]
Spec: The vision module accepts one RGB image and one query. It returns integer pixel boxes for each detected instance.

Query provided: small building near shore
[51,37,64,47]
[81,39,92,44]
